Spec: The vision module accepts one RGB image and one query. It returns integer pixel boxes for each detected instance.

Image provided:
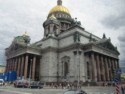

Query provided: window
[61,56,70,78]
[64,62,69,77]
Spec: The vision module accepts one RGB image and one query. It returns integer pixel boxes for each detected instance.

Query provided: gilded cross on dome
[57,0,62,5]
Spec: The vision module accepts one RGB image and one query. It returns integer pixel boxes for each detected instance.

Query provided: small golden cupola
[43,14,60,37]
[23,31,28,36]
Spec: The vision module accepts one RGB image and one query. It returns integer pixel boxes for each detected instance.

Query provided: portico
[5,46,41,81]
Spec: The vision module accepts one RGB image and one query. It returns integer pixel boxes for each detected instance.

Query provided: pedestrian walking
[121,86,124,94]
[67,83,70,89]
[124,86,125,94]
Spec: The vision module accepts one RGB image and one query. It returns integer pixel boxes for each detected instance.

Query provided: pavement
[0,85,121,94]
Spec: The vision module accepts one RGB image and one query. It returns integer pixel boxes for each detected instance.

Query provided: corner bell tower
[43,0,73,34]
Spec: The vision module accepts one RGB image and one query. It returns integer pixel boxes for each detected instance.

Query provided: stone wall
[40,51,58,82]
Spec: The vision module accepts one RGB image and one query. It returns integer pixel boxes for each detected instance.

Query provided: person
[124,86,125,94]
[54,84,57,89]
[67,83,70,89]
[121,86,124,94]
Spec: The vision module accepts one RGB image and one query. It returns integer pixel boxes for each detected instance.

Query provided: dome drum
[58,17,73,23]
[48,12,71,19]
[43,19,60,28]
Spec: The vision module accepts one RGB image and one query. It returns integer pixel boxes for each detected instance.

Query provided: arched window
[54,25,58,36]
[48,26,50,33]
[64,62,68,77]
[56,14,58,17]
[59,14,61,18]
[58,14,59,17]
[45,27,48,37]
[61,56,70,78]
[53,25,57,32]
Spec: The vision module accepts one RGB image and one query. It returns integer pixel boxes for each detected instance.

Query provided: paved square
[0,86,121,94]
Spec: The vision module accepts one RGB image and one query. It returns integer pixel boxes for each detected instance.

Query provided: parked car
[0,79,4,86]
[64,90,87,94]
[29,81,44,89]
[14,80,30,88]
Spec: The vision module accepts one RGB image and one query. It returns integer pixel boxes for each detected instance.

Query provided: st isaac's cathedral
[5,0,120,84]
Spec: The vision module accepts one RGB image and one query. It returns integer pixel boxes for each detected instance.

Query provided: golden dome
[49,5,70,15]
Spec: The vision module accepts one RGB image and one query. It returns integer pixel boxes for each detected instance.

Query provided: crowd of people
[45,82,82,89]
[45,82,125,94]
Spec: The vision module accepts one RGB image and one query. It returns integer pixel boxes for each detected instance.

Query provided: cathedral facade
[5,0,120,84]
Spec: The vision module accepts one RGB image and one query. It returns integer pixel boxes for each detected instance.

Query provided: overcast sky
[0,0,125,66]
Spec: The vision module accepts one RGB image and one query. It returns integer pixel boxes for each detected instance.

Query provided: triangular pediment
[96,39,119,54]
[8,41,26,52]
[7,35,30,52]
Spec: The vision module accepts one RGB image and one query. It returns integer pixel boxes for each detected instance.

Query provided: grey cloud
[100,0,125,30]
[0,0,125,65]
[120,60,125,67]
[101,12,125,29]
[0,0,47,64]
[118,34,125,42]
[118,32,125,67]
[0,50,6,65]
